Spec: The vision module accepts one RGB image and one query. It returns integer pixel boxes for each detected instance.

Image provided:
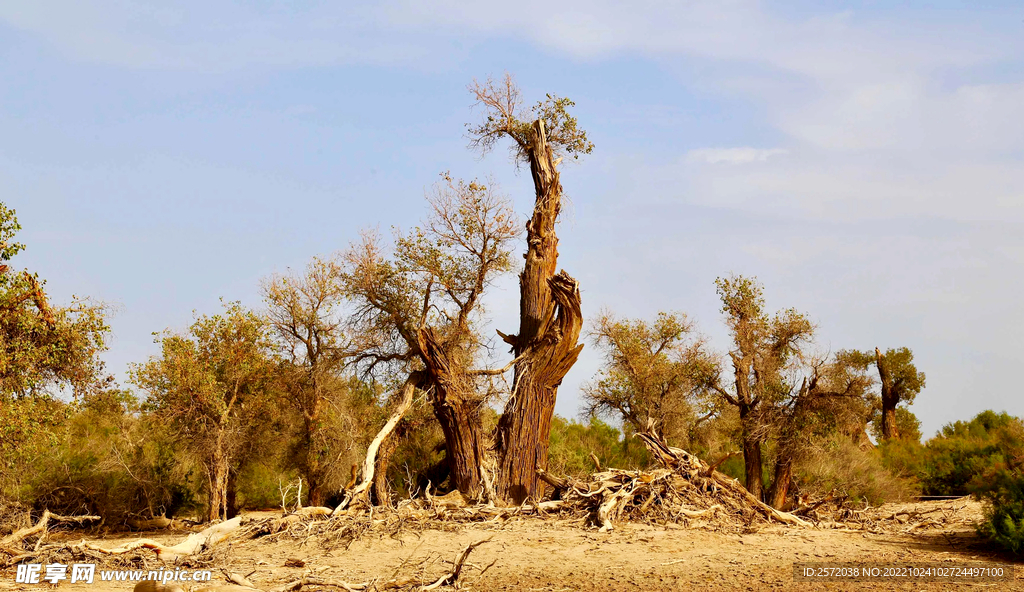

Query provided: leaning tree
[467,75,594,503]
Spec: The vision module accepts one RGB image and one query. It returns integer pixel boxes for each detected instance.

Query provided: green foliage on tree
[582,311,716,447]
[0,202,114,506]
[0,202,111,400]
[131,302,279,521]
[468,74,594,166]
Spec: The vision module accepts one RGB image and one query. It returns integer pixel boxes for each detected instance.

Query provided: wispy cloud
[685,147,787,165]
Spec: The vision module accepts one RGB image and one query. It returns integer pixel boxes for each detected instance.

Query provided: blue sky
[3,1,1023,439]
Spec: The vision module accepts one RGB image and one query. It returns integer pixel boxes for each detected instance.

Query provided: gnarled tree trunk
[495,119,584,504]
[740,421,763,501]
[418,328,486,499]
[876,347,899,440]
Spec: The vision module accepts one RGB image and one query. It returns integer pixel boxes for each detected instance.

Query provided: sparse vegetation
[2,71,1019,592]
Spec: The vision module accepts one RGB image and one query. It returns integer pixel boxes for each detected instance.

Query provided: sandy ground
[2,500,1020,591]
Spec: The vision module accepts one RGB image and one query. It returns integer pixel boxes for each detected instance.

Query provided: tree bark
[495,119,585,504]
[876,347,900,440]
[208,435,229,522]
[740,425,763,501]
[417,328,485,499]
[432,396,484,498]
[767,455,793,510]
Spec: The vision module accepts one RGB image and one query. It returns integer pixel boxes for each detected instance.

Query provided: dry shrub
[795,434,918,506]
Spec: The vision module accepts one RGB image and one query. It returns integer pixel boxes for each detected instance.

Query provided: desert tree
[764,350,873,509]
[872,347,925,441]
[0,202,111,400]
[870,406,922,443]
[339,175,518,500]
[0,203,112,497]
[131,302,276,521]
[468,74,593,503]
[708,275,814,499]
[262,256,354,506]
[582,311,717,447]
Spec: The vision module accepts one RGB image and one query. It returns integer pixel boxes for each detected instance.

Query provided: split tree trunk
[495,119,584,504]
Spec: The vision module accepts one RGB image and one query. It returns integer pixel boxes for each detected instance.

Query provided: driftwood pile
[532,431,810,531]
[790,495,979,534]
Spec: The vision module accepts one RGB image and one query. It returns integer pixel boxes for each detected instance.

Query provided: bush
[796,434,919,505]
[878,437,926,486]
[919,410,1024,496]
[975,468,1024,553]
[547,415,651,479]
[23,390,200,523]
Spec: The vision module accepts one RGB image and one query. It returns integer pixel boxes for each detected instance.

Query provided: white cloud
[685,147,787,165]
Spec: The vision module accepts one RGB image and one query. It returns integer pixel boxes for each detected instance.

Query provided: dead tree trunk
[495,119,584,504]
[371,421,403,507]
[875,347,899,440]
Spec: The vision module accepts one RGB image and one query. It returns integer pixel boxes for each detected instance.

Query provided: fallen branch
[79,516,243,562]
[271,540,492,592]
[420,538,492,591]
[710,472,811,527]
[1,510,100,555]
